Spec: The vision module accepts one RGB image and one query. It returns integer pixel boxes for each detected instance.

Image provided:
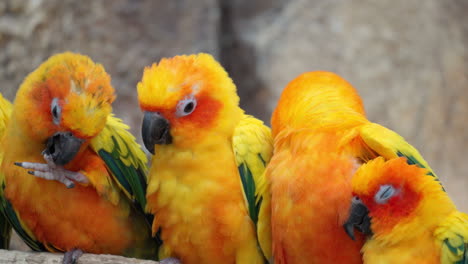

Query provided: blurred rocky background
[0,0,467,250]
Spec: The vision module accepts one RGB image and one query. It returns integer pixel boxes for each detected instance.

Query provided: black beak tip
[343,223,356,241]
[343,197,372,241]
[146,144,155,155]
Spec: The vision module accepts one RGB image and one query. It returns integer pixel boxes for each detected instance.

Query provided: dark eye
[184,102,195,114]
[176,96,197,117]
[51,98,61,125]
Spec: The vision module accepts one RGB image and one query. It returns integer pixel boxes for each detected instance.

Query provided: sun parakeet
[0,92,12,249]
[0,52,159,262]
[266,71,441,263]
[137,53,273,264]
[344,157,467,264]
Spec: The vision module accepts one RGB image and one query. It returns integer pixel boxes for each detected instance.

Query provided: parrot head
[271,71,366,137]
[14,52,115,165]
[343,157,447,241]
[138,53,242,153]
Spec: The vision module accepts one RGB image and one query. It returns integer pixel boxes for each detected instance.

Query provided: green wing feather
[90,114,149,210]
[232,114,273,261]
[359,123,441,185]
[435,212,468,264]
[0,210,10,249]
[233,115,272,225]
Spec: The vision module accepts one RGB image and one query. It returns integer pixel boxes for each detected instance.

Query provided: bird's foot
[159,257,182,264]
[62,248,84,264]
[15,153,89,188]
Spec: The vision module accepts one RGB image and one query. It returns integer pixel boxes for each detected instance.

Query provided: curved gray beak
[343,196,373,240]
[142,111,172,154]
[43,132,84,166]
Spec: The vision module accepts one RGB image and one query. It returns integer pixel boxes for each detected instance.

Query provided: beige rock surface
[0,0,219,137]
[227,0,468,210]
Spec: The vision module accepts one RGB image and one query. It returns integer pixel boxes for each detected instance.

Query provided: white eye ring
[176,95,197,117]
[374,184,397,204]
[51,98,61,125]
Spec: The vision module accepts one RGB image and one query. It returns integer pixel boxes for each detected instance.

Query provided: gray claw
[159,257,182,264]
[63,248,83,264]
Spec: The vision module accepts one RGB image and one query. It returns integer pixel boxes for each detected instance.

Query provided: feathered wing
[0,93,12,249]
[90,115,162,256]
[90,114,149,210]
[232,115,273,261]
[358,122,440,182]
[435,211,468,264]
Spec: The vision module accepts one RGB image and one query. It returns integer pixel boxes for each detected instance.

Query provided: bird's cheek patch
[179,95,222,129]
[368,188,422,232]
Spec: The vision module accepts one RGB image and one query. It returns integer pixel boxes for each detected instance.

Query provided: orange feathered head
[14,52,115,141]
[344,157,450,240]
[271,71,366,137]
[137,53,242,153]
[12,52,115,165]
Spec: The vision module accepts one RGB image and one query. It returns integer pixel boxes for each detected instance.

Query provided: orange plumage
[267,71,438,263]
[0,53,156,258]
[138,54,272,264]
[267,131,365,264]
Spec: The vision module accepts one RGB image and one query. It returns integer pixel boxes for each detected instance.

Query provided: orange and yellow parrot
[344,157,467,264]
[0,52,159,262]
[137,53,273,264]
[0,92,12,249]
[266,71,440,263]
